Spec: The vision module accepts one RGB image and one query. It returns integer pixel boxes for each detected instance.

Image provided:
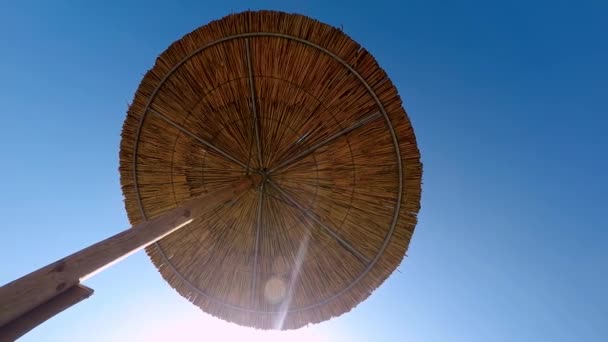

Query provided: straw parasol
[119,10,422,330]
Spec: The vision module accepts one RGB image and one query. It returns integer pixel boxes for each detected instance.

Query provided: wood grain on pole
[0,175,261,328]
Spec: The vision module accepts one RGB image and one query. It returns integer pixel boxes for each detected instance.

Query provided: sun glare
[125,312,335,342]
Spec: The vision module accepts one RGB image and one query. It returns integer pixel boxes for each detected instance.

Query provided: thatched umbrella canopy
[119,10,422,330]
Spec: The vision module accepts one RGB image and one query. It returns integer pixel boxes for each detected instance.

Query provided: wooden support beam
[0,284,94,341]
[0,174,261,332]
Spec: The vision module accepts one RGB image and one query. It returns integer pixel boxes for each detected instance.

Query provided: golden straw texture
[119,10,422,330]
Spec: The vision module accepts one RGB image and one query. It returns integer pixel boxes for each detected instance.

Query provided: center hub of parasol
[260,169,270,182]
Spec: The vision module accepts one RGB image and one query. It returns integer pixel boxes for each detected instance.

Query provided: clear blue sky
[1,1,606,341]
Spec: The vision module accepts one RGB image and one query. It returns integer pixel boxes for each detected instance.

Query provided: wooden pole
[0,285,94,341]
[0,175,261,337]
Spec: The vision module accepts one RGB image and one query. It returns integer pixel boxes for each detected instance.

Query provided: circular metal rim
[129,31,404,314]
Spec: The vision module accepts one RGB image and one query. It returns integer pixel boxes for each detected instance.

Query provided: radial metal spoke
[245,38,264,168]
[250,182,265,305]
[268,181,370,264]
[149,108,249,169]
[268,111,382,173]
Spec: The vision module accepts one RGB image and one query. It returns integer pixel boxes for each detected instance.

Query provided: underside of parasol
[119,10,422,330]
